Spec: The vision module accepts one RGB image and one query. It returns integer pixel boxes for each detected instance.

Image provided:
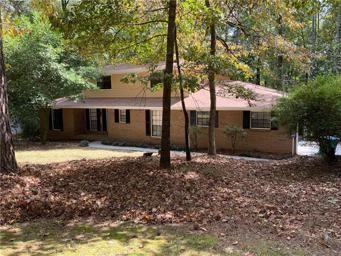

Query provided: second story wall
[84,73,183,98]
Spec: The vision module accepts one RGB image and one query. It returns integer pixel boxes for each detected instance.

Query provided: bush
[223,125,247,153]
[101,139,113,146]
[276,75,341,162]
[79,140,89,147]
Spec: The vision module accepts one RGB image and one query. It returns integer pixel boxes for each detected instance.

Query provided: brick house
[41,63,295,155]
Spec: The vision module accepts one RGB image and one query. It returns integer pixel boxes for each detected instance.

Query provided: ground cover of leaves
[1,155,340,254]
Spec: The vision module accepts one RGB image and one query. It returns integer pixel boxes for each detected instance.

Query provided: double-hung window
[196,111,210,127]
[250,112,271,129]
[151,110,162,137]
[119,109,127,123]
[89,109,98,131]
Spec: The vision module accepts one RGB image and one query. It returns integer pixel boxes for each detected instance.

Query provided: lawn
[0,220,304,256]
[1,143,340,255]
[15,142,142,164]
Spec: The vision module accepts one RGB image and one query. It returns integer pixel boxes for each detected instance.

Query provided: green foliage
[189,126,202,150]
[79,140,89,147]
[223,125,247,153]
[4,13,97,136]
[276,75,341,161]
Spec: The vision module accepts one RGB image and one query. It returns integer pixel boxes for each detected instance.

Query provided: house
[41,63,295,155]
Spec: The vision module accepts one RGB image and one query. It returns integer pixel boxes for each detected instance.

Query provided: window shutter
[190,111,197,126]
[85,109,90,130]
[102,109,107,131]
[215,111,219,128]
[271,116,279,130]
[243,111,250,129]
[60,109,64,131]
[145,110,151,136]
[114,109,119,123]
[96,109,101,131]
[48,109,52,130]
[126,110,130,123]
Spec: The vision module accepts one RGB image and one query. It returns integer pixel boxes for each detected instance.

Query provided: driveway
[297,141,341,156]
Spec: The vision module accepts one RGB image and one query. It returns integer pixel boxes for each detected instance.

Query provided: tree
[205,0,217,156]
[276,75,341,162]
[0,8,17,173]
[4,13,96,142]
[160,0,177,168]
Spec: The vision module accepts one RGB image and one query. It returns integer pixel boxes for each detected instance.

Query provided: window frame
[250,111,271,130]
[119,109,127,124]
[51,109,62,131]
[88,109,98,131]
[196,111,210,127]
[150,110,162,138]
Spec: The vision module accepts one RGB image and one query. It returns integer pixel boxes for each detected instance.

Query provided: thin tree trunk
[205,0,216,156]
[175,27,191,161]
[0,9,18,173]
[160,0,176,169]
[41,108,49,145]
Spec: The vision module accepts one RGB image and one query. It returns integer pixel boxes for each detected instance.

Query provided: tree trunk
[160,0,176,169]
[175,27,191,161]
[205,0,216,156]
[0,10,18,173]
[40,108,49,145]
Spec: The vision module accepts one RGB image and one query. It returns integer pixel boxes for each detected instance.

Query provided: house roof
[53,80,284,111]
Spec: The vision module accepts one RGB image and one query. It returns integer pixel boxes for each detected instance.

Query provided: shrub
[275,75,341,162]
[223,125,247,153]
[189,126,202,151]
[79,140,89,147]
[101,139,113,146]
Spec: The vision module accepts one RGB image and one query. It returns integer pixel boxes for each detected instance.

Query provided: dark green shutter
[85,109,90,130]
[49,109,53,130]
[145,110,151,136]
[126,110,130,123]
[243,111,250,129]
[190,111,197,126]
[60,109,64,131]
[102,109,107,131]
[271,116,279,130]
[96,109,101,131]
[114,109,119,123]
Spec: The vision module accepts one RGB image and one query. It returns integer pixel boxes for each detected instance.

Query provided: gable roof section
[53,80,284,111]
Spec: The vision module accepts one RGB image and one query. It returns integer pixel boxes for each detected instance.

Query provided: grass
[0,220,220,256]
[15,143,142,164]
[0,220,306,256]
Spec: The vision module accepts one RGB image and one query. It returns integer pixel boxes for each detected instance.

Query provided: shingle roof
[53,80,284,111]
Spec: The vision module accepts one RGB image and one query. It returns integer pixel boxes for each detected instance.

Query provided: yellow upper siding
[84,73,185,98]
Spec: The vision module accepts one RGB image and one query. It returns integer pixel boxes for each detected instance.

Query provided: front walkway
[88,141,269,161]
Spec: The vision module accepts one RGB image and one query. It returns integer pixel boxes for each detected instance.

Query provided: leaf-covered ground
[1,155,340,255]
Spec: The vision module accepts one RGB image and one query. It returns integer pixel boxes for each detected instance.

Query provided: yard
[1,143,340,255]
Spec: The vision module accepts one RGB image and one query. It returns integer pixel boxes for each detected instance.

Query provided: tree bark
[160,0,176,169]
[0,9,18,173]
[175,27,191,161]
[205,0,216,156]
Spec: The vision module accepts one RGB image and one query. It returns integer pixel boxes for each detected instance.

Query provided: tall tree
[160,0,177,168]
[205,0,217,156]
[0,8,17,173]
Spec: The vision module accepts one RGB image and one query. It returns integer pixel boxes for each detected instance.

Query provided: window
[151,110,162,137]
[196,111,210,127]
[250,112,271,129]
[51,109,63,130]
[119,109,127,123]
[89,109,98,131]
[97,76,111,89]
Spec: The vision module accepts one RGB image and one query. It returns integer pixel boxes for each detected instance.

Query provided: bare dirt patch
[1,155,340,254]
